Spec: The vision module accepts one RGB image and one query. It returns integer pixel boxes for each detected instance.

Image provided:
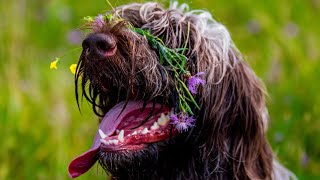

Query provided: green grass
[0,0,319,179]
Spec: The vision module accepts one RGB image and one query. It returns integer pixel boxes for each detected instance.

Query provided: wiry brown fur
[75,2,294,180]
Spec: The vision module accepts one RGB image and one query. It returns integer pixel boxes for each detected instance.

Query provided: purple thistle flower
[188,72,206,95]
[170,113,196,132]
[93,14,105,32]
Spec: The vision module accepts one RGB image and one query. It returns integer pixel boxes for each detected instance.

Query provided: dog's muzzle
[82,33,117,60]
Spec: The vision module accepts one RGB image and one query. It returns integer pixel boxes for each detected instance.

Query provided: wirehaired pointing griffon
[68,2,295,180]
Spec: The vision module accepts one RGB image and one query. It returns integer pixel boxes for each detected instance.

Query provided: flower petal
[170,113,196,132]
[170,114,180,124]
[188,72,206,95]
[50,58,59,70]
[93,14,105,31]
[69,64,77,74]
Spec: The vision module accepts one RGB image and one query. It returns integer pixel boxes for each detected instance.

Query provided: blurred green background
[0,0,319,179]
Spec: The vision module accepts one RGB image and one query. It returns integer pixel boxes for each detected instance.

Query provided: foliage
[0,0,319,179]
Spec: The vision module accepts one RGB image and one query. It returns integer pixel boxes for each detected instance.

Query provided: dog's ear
[198,50,273,179]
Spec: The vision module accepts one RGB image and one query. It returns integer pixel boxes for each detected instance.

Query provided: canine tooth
[99,129,107,139]
[158,113,169,126]
[151,122,160,130]
[132,131,137,135]
[141,128,149,134]
[116,129,120,134]
[118,130,124,143]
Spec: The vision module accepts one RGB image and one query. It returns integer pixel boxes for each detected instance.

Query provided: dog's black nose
[82,33,117,60]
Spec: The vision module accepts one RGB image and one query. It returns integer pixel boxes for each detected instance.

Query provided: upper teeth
[157,113,169,126]
[118,129,124,143]
[99,129,107,139]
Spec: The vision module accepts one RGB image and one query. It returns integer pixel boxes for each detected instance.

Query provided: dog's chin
[98,142,164,177]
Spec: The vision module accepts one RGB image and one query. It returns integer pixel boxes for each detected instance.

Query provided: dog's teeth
[99,129,107,139]
[141,128,149,134]
[116,129,120,134]
[151,122,160,130]
[118,130,124,143]
[100,139,108,145]
[132,131,137,135]
[158,113,169,126]
[112,140,119,145]
[108,140,113,145]
[157,117,164,126]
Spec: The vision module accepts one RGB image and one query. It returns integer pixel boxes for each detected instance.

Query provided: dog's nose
[82,33,117,60]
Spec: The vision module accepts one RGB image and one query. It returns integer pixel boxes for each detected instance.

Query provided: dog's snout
[82,33,117,59]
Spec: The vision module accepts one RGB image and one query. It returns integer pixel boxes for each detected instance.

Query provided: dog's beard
[98,136,203,180]
[98,143,160,179]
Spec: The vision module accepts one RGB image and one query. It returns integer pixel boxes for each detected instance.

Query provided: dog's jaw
[68,101,174,178]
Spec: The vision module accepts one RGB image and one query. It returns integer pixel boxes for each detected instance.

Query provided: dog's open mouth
[68,101,174,178]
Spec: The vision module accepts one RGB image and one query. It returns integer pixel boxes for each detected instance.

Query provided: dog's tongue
[68,101,146,178]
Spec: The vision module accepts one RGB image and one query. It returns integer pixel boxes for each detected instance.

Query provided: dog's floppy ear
[198,50,273,179]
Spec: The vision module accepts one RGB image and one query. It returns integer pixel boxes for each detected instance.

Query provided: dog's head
[68,2,273,179]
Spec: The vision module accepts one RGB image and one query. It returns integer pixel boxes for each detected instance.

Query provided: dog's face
[68,3,274,179]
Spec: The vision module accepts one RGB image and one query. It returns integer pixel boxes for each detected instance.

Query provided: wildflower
[170,113,196,132]
[93,14,105,31]
[188,72,206,95]
[50,58,59,70]
[69,64,77,74]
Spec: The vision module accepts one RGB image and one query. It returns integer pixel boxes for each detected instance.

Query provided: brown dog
[68,2,295,179]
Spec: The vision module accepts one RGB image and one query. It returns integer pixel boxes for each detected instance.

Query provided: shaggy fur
[74,2,295,180]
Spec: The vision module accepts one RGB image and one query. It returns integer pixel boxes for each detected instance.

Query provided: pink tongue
[68,101,153,178]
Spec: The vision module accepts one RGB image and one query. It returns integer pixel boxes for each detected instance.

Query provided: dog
[68,2,295,179]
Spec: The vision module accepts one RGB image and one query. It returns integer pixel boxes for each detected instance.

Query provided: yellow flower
[50,58,59,69]
[69,64,77,74]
